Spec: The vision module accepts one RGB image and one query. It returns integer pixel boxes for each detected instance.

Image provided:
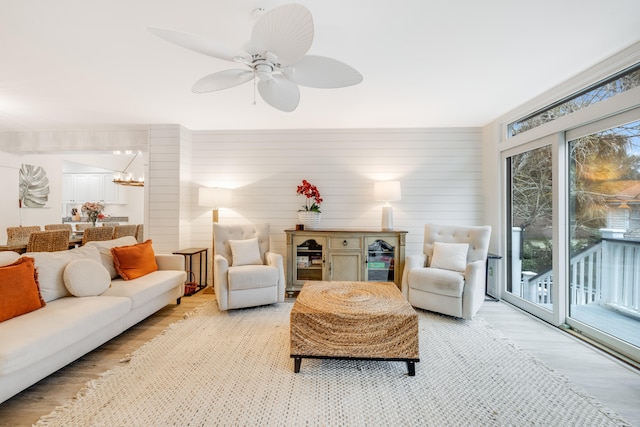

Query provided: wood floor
[1,291,639,426]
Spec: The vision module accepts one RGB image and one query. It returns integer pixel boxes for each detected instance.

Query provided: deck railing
[520,238,640,318]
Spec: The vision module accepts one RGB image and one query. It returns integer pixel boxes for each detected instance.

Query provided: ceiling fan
[148,4,363,112]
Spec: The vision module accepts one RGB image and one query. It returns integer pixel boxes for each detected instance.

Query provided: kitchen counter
[62,216,129,223]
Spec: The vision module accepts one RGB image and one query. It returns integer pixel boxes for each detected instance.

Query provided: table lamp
[199,187,231,222]
[374,181,401,231]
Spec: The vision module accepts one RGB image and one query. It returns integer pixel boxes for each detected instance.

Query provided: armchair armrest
[155,254,185,271]
[265,251,286,302]
[461,259,487,320]
[213,254,230,311]
[401,253,427,298]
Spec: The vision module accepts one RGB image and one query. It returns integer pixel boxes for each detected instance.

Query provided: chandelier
[113,151,144,187]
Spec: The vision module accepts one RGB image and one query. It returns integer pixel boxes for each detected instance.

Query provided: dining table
[0,235,83,254]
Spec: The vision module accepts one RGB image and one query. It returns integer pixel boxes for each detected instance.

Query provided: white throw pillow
[85,236,138,279]
[0,251,20,267]
[25,245,102,302]
[430,242,469,272]
[229,238,262,266]
[63,259,111,297]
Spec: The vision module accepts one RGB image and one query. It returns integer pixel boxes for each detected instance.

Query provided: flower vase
[298,211,321,230]
[91,220,96,228]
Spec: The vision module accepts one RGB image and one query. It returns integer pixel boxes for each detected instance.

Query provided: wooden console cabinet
[284,229,407,295]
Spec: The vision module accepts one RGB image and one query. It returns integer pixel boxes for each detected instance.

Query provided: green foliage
[521,240,553,274]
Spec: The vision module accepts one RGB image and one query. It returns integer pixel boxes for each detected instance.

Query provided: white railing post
[512,227,523,297]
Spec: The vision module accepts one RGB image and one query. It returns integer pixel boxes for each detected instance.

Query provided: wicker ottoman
[290,281,419,376]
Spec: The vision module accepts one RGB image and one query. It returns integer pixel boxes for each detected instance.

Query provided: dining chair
[75,223,92,232]
[82,226,115,245]
[135,224,144,243]
[6,226,41,246]
[26,230,70,252]
[44,223,74,238]
[103,222,119,226]
[113,225,137,239]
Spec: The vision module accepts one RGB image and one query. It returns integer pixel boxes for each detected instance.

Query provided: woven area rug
[36,302,631,426]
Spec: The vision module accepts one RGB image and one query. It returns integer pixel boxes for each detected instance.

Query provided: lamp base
[381,206,394,231]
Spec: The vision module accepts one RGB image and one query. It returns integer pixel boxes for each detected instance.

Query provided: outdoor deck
[571,304,640,348]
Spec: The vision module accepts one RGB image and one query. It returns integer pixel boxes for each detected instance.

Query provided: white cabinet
[63,174,89,203]
[63,173,125,204]
[102,178,125,204]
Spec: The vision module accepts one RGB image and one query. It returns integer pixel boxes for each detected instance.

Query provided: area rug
[36,302,630,426]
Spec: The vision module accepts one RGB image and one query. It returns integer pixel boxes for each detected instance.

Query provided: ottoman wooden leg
[407,361,415,376]
[294,357,302,373]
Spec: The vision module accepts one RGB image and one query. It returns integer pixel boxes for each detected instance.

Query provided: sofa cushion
[111,240,158,280]
[63,259,111,297]
[430,242,469,272]
[408,267,465,297]
[23,246,102,303]
[229,238,262,266]
[102,270,186,309]
[85,236,138,279]
[0,257,45,322]
[0,251,20,267]
[228,265,278,291]
[0,295,131,376]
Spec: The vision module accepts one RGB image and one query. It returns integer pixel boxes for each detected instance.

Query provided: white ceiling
[1,0,639,132]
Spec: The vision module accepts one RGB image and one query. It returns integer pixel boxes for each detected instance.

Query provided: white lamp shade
[199,187,231,208]
[374,181,401,202]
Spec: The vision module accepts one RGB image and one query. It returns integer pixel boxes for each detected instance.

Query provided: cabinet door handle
[342,240,348,246]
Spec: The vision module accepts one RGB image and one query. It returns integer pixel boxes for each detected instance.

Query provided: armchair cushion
[430,242,468,272]
[228,265,279,291]
[408,267,465,298]
[229,238,262,266]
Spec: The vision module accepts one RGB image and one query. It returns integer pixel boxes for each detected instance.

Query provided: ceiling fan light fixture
[252,7,266,18]
[255,63,273,81]
[148,3,363,112]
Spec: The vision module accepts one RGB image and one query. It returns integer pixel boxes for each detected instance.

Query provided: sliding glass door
[567,119,640,357]
[505,141,557,322]
[504,117,640,361]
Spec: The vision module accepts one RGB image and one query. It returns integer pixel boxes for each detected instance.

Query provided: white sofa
[0,237,186,404]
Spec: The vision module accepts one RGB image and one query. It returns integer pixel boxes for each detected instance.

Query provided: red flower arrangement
[296,179,323,213]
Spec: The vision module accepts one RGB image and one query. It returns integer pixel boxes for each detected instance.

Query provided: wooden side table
[172,248,208,296]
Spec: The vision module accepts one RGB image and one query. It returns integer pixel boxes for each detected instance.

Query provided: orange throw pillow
[0,257,46,322]
[111,240,158,280]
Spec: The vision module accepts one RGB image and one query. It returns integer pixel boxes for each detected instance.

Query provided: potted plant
[296,180,323,229]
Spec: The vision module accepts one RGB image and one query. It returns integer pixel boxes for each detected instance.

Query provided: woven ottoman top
[290,281,419,360]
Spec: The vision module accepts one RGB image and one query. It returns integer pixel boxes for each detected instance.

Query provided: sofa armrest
[401,253,427,298]
[155,254,185,271]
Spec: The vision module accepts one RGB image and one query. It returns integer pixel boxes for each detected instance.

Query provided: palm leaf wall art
[19,164,50,208]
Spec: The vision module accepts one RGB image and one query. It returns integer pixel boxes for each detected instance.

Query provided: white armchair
[402,224,491,320]
[212,223,285,311]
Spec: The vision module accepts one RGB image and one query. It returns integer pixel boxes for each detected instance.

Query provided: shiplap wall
[182,128,484,263]
[148,125,186,253]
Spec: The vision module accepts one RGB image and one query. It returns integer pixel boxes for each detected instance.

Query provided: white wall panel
[188,128,484,261]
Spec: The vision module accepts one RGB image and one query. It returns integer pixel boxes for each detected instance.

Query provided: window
[508,64,640,137]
